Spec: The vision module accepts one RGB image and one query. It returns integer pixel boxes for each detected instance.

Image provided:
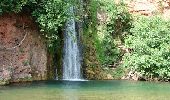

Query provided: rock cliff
[0,13,47,85]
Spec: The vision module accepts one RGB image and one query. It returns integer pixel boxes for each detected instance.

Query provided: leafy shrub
[82,0,105,79]
[0,0,27,13]
[123,16,170,81]
[99,0,132,36]
[32,0,69,50]
[95,0,132,66]
[0,0,37,14]
[95,33,120,66]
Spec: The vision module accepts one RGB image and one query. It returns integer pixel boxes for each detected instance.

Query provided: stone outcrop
[122,70,141,81]
[0,13,47,85]
[127,0,170,18]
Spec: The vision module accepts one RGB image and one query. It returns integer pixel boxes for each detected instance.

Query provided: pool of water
[0,80,170,100]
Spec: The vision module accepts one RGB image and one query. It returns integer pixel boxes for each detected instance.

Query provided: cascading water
[63,5,82,80]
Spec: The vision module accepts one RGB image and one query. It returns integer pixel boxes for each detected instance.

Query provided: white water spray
[63,5,82,80]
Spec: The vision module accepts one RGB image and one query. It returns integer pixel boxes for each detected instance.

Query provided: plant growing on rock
[95,0,132,67]
[0,0,75,52]
[32,0,69,51]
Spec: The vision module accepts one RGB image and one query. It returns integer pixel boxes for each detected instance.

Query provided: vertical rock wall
[0,13,47,85]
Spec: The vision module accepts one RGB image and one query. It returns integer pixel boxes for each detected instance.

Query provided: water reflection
[61,81,81,100]
[1,80,170,100]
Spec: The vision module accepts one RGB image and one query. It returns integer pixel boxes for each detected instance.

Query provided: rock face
[0,13,47,85]
[127,0,170,18]
[122,71,141,81]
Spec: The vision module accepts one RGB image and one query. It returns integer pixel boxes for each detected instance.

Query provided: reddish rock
[0,13,47,85]
[127,0,170,18]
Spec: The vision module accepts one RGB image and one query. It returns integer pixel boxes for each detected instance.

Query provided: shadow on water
[60,81,81,100]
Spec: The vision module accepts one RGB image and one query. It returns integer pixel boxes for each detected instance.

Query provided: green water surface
[0,80,170,100]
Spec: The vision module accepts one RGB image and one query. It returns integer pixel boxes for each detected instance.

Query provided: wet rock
[122,70,141,81]
[106,74,113,80]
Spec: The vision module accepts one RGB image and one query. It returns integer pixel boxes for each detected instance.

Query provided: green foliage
[95,0,132,66]
[107,66,125,79]
[32,0,69,50]
[99,0,132,36]
[23,60,29,66]
[0,0,27,13]
[112,66,125,79]
[82,0,108,79]
[0,0,37,14]
[95,33,120,66]
[123,16,170,80]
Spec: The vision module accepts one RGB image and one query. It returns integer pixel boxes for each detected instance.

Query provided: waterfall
[63,5,82,80]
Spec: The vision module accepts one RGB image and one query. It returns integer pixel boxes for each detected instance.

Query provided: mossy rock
[0,79,10,85]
